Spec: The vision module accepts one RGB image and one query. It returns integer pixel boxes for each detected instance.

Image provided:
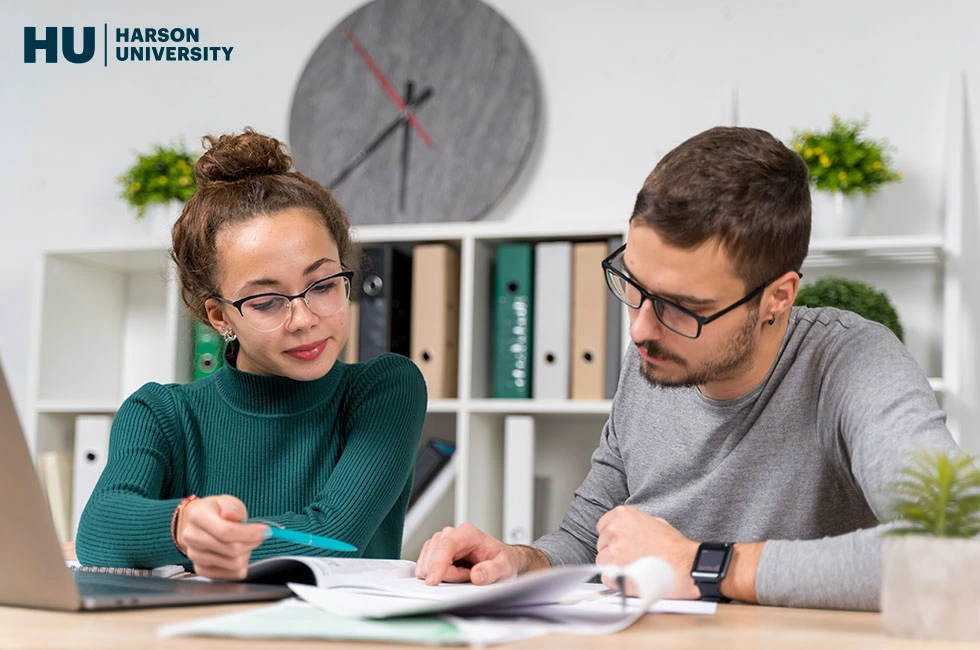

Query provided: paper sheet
[161,557,713,645]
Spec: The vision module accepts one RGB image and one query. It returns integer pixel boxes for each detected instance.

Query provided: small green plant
[885,449,980,538]
[118,143,198,219]
[791,115,902,196]
[794,276,904,342]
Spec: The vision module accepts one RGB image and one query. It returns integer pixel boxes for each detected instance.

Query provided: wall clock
[289,0,541,225]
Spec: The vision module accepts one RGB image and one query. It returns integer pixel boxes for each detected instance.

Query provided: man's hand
[176,494,267,580]
[596,505,701,599]
[415,522,549,585]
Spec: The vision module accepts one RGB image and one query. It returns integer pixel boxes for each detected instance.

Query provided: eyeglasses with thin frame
[215,271,354,332]
[601,244,800,339]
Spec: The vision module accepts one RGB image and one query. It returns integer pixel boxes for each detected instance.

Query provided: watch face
[289,0,541,225]
[695,549,727,574]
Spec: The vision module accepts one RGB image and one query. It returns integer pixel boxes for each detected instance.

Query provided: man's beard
[638,309,761,388]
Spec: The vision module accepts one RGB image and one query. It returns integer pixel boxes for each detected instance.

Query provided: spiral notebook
[65,561,193,579]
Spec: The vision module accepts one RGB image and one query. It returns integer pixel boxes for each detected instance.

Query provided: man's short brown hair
[631,126,811,290]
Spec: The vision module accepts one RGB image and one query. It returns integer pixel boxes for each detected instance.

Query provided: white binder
[532,241,572,399]
[503,415,536,545]
[71,415,112,539]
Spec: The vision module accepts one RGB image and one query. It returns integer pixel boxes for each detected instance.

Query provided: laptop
[0,361,292,610]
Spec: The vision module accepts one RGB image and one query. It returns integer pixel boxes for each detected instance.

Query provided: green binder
[193,322,225,380]
[493,243,533,398]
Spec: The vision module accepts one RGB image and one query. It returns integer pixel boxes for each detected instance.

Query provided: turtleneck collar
[213,361,346,416]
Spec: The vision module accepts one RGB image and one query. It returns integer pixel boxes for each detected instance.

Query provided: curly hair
[170,127,357,324]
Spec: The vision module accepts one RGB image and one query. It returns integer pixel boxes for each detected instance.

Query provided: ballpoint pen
[616,574,627,612]
[245,519,357,552]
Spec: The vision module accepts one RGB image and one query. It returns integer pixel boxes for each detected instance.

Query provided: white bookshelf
[26,213,969,552]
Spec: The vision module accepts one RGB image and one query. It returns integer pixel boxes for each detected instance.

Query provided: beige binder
[411,244,461,398]
[341,301,360,364]
[570,242,609,399]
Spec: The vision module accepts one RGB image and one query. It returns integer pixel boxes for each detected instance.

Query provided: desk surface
[0,601,965,649]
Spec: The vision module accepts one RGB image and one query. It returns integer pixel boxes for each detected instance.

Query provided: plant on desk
[880,449,980,642]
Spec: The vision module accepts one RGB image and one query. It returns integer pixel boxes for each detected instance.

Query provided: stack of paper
[160,557,679,645]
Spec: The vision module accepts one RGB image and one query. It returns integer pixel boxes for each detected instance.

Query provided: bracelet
[170,495,198,556]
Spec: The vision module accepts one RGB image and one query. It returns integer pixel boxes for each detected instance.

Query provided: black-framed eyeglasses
[601,244,799,339]
[215,271,354,332]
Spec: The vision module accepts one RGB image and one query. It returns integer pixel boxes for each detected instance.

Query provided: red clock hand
[343,26,433,148]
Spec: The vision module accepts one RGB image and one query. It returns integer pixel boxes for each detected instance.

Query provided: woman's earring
[220,326,237,342]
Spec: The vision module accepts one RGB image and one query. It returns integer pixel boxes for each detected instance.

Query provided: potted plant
[794,276,904,342]
[880,449,980,642]
[791,115,902,239]
[118,142,198,233]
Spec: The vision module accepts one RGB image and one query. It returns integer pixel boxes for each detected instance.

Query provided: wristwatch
[691,542,733,602]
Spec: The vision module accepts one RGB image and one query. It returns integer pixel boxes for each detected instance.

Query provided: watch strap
[694,579,730,602]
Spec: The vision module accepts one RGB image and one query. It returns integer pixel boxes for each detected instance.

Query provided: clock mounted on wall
[289,0,541,225]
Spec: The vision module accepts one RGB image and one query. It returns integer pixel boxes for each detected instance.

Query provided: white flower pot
[810,190,866,240]
[142,201,184,238]
[881,535,980,642]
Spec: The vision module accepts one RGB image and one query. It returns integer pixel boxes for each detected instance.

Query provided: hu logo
[24,27,96,64]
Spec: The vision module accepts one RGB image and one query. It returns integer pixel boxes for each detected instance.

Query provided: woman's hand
[175,494,267,580]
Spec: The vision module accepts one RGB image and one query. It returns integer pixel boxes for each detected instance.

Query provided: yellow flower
[804,148,814,158]
[872,160,883,170]
[838,171,848,181]
[819,154,831,167]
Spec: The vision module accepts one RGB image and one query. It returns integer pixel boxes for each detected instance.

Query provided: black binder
[358,245,413,361]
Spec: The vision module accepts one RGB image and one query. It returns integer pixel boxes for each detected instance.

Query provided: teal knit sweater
[75,353,427,569]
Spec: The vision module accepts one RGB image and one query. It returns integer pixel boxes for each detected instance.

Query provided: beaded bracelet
[170,495,199,556]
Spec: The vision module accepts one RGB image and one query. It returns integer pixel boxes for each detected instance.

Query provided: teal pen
[246,519,357,552]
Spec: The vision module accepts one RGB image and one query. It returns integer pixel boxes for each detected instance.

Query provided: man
[415,126,959,611]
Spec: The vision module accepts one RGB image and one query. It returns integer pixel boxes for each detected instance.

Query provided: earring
[768,315,777,326]
[220,326,237,342]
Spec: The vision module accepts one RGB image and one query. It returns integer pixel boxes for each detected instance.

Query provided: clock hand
[399,80,414,212]
[329,86,434,189]
[342,26,433,148]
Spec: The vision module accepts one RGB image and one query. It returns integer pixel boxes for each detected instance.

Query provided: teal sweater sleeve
[74,385,188,567]
[75,354,427,568]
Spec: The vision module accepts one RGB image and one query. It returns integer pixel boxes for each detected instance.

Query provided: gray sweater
[533,306,959,611]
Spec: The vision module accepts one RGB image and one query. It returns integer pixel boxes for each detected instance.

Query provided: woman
[75,128,427,579]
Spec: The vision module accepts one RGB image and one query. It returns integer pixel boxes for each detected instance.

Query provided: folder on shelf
[359,245,413,362]
[341,300,360,364]
[605,236,624,398]
[532,241,572,400]
[71,415,112,539]
[570,242,609,400]
[38,450,72,542]
[411,244,460,399]
[192,321,225,380]
[503,415,535,545]
[493,243,534,399]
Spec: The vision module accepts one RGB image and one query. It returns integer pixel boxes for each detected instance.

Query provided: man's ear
[767,270,801,319]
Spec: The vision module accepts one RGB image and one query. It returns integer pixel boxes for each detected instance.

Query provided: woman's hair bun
[195,127,293,185]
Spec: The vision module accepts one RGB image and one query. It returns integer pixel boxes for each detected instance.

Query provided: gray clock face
[289,0,541,225]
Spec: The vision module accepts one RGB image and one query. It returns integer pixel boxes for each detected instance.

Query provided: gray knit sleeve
[532,412,630,566]
[757,321,959,610]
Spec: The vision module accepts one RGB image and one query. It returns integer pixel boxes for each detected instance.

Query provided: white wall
[2,1,979,439]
